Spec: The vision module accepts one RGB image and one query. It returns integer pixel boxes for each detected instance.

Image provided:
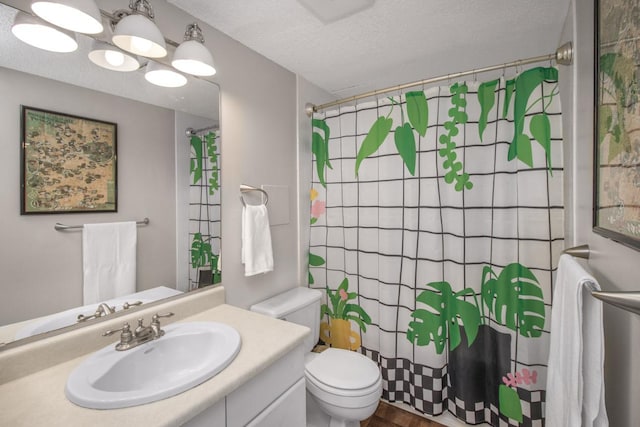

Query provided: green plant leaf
[190,135,203,185]
[355,116,393,176]
[508,133,533,167]
[309,253,325,267]
[344,304,372,324]
[312,131,328,188]
[481,263,545,337]
[394,123,417,175]
[406,91,428,137]
[190,232,213,269]
[310,217,318,225]
[510,67,558,167]
[312,118,332,170]
[346,315,367,332]
[499,385,523,422]
[530,113,552,173]
[309,271,314,285]
[503,79,515,119]
[409,281,482,353]
[477,79,499,142]
[407,308,447,353]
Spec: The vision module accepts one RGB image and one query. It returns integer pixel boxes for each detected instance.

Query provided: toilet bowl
[250,287,382,427]
[305,349,382,427]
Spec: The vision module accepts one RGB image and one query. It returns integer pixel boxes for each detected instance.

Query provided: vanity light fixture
[144,60,187,88]
[11,11,78,53]
[30,0,103,34]
[88,41,141,72]
[112,0,167,58]
[171,23,216,77]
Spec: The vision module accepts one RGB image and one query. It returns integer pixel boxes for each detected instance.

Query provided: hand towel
[82,221,137,305]
[546,254,608,427]
[241,204,273,276]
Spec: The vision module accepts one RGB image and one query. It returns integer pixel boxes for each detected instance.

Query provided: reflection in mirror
[0,1,221,349]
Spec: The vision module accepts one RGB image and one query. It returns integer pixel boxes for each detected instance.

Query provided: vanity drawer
[226,345,304,427]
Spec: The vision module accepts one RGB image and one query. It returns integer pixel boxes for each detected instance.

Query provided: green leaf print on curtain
[477,79,499,142]
[355,116,393,176]
[508,67,559,172]
[190,232,214,269]
[407,263,544,422]
[312,118,332,188]
[205,132,220,196]
[190,135,203,185]
[439,82,472,191]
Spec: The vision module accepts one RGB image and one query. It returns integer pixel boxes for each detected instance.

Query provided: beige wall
[0,68,177,325]
[563,0,640,424]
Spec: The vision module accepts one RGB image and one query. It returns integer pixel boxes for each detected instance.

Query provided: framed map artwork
[20,106,117,214]
[593,0,640,250]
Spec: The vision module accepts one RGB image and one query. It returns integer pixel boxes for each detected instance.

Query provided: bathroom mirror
[0,0,221,349]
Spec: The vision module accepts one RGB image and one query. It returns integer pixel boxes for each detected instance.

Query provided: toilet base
[306,390,376,427]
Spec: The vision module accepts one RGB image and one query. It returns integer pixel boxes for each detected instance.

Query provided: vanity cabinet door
[246,378,306,427]
[182,399,225,426]
[226,345,304,427]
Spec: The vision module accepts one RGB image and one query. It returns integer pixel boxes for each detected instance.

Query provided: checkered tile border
[361,348,545,426]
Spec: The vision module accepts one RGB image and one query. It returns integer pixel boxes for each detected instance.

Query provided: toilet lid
[305,348,380,390]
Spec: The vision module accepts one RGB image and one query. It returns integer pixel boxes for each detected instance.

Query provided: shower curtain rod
[185,125,218,136]
[305,41,573,117]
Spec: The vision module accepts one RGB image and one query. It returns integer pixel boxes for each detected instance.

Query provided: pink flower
[339,289,348,301]
[502,369,537,387]
[311,200,326,218]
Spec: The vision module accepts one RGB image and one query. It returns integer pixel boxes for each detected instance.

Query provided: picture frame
[593,0,640,250]
[20,106,117,214]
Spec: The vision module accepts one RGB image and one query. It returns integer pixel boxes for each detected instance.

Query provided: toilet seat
[304,348,382,409]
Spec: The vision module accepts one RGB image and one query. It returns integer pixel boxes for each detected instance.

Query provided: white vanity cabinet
[184,345,306,427]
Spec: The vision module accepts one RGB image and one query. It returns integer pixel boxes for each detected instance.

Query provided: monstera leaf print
[407,281,481,354]
[481,263,545,338]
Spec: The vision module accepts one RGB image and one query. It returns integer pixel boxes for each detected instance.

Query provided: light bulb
[131,36,153,55]
[104,50,125,67]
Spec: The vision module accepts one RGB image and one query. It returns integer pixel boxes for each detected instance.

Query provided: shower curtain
[308,67,563,426]
[189,130,221,290]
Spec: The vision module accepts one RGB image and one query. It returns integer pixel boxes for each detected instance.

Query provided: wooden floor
[361,401,446,427]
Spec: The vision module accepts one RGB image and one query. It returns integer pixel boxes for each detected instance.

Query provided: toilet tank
[250,287,322,352]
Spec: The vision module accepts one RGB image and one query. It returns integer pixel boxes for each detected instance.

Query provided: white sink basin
[65,321,241,409]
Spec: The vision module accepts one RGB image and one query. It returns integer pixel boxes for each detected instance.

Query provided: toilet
[251,287,382,427]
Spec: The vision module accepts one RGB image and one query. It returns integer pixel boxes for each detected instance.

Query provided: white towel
[241,205,273,276]
[82,221,137,305]
[546,254,608,427]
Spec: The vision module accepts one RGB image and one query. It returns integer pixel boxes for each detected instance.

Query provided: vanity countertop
[0,304,309,427]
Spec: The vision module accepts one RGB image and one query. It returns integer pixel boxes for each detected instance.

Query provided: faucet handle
[122,301,143,310]
[152,312,174,323]
[103,323,133,350]
[103,322,131,337]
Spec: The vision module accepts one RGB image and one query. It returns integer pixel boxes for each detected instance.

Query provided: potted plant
[407,263,545,422]
[320,278,372,350]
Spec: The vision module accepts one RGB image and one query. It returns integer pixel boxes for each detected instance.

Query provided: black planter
[448,324,511,408]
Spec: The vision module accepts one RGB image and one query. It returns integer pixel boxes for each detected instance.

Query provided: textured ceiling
[169,0,571,98]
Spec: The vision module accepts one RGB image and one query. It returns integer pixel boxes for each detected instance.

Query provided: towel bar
[564,244,640,315]
[54,218,150,231]
[240,184,268,206]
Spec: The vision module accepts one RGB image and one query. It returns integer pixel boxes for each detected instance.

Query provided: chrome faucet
[77,302,116,322]
[103,312,174,351]
[76,300,143,323]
